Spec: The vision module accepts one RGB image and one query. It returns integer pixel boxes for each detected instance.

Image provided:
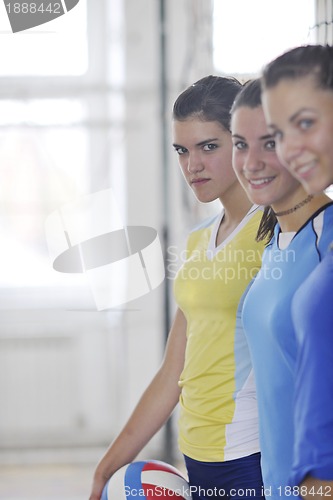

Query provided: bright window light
[213,0,316,75]
[0,99,89,287]
[0,0,88,76]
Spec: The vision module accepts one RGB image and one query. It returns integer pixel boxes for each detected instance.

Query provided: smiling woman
[260,43,333,500]
[261,45,333,195]
[230,78,333,500]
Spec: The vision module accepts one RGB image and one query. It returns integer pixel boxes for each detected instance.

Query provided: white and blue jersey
[241,203,333,499]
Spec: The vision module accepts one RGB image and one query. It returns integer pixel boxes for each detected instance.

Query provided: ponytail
[256,207,277,243]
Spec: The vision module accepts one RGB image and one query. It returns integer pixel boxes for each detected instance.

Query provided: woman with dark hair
[230,78,333,500]
[261,45,333,499]
[89,76,266,500]
[261,44,333,193]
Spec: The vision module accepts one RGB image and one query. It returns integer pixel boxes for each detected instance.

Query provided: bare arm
[89,307,187,500]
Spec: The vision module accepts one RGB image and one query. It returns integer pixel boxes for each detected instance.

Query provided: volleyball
[101,459,192,499]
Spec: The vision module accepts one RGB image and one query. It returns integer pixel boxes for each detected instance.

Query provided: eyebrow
[267,107,317,131]
[196,137,219,146]
[289,107,315,123]
[260,133,274,140]
[232,133,273,141]
[172,137,219,149]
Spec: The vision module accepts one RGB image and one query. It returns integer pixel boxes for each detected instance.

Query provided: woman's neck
[274,193,332,233]
[220,182,254,224]
[216,184,253,246]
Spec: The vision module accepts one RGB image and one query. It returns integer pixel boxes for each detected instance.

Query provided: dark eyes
[174,146,187,155]
[233,141,246,150]
[173,143,218,155]
[233,139,276,151]
[265,139,276,151]
[202,143,218,152]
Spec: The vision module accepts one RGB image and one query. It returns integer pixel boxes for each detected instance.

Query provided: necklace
[272,194,314,217]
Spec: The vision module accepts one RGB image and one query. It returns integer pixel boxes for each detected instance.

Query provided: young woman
[89,76,266,500]
[261,45,333,498]
[230,78,333,500]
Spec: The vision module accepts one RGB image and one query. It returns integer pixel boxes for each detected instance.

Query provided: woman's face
[262,74,333,194]
[231,105,301,211]
[172,118,239,203]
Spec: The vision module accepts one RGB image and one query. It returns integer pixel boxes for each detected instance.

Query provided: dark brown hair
[262,44,333,91]
[173,75,242,131]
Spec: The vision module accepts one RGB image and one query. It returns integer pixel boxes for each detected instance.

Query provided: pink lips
[191,178,210,185]
[292,160,317,180]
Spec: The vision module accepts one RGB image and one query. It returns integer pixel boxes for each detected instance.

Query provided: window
[0,0,125,298]
[0,99,88,287]
[213,0,316,76]
[0,0,88,75]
